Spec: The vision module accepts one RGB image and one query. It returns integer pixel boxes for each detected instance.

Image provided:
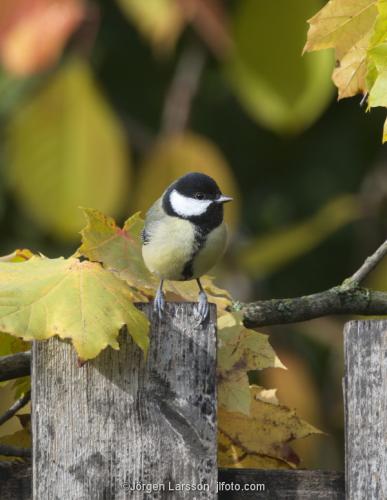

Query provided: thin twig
[0,352,31,382]
[239,242,387,328]
[344,239,387,287]
[162,42,206,134]
[0,445,31,458]
[0,391,31,427]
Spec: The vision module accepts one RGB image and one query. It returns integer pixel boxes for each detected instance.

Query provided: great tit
[141,172,232,322]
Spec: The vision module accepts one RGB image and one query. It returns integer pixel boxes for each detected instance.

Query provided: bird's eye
[195,192,205,200]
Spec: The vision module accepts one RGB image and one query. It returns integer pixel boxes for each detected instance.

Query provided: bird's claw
[194,290,210,324]
[153,287,165,320]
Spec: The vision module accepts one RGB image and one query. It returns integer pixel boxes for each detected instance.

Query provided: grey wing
[141,198,164,245]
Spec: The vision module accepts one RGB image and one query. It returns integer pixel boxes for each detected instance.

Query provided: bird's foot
[194,290,210,324]
[153,287,166,320]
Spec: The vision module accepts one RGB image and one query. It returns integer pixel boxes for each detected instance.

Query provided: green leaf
[226,0,334,134]
[0,256,149,360]
[5,58,130,240]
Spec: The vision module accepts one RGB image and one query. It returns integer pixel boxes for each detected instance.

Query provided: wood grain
[344,320,387,500]
[32,303,217,499]
[218,469,344,499]
[1,465,345,500]
[0,463,31,500]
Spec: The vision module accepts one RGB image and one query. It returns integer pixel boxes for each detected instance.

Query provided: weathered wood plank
[0,465,345,500]
[32,303,217,499]
[0,463,31,500]
[218,469,345,499]
[344,320,387,500]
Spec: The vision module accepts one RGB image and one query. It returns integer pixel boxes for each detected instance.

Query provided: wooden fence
[0,305,386,499]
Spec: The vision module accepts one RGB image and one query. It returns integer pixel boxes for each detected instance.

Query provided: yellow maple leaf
[305,0,378,98]
[0,256,149,360]
[218,385,322,469]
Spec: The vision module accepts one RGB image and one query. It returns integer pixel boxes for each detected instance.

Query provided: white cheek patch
[170,189,212,217]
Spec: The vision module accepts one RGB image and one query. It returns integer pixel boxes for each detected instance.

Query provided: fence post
[32,303,217,499]
[344,320,387,500]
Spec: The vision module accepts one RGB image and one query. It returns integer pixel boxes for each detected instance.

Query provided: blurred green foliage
[0,0,387,470]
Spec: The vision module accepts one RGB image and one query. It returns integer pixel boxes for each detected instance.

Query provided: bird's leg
[195,278,210,323]
[153,280,165,319]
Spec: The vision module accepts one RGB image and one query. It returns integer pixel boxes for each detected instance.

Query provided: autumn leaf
[305,0,377,58]
[0,249,34,263]
[0,256,149,360]
[305,0,378,99]
[305,0,387,139]
[217,312,285,415]
[218,429,291,469]
[0,0,86,76]
[0,254,33,392]
[218,312,285,373]
[218,369,251,416]
[79,208,155,293]
[6,58,130,240]
[332,32,372,98]
[218,385,322,468]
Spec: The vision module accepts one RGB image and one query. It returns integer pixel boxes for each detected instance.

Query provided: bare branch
[240,288,387,328]
[162,42,206,134]
[344,239,387,287]
[0,391,31,427]
[0,445,31,458]
[0,352,31,382]
[239,242,387,328]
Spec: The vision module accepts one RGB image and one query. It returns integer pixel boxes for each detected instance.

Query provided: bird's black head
[174,172,222,201]
[162,172,232,232]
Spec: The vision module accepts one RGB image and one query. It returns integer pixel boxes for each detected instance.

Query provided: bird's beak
[217,195,233,204]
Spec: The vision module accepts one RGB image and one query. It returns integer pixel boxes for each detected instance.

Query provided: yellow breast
[142,216,195,280]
